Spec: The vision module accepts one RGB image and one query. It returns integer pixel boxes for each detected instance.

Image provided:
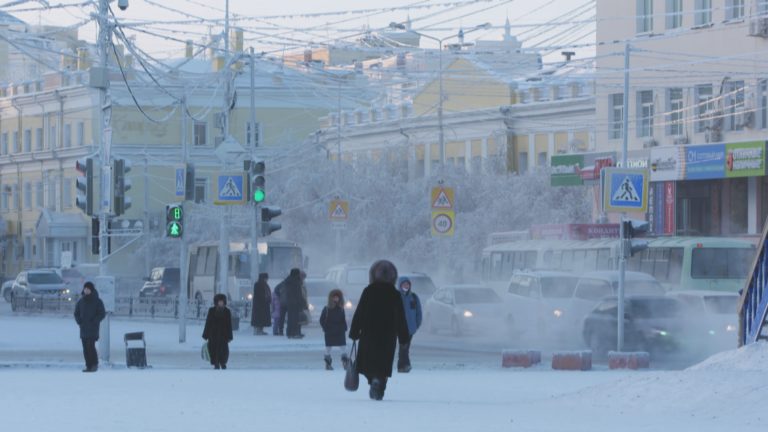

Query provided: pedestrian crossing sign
[431,186,454,210]
[214,172,247,205]
[603,168,649,213]
[329,199,349,222]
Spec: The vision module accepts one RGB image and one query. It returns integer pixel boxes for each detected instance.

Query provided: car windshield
[540,276,578,298]
[28,272,63,284]
[454,288,502,304]
[305,281,336,297]
[691,247,754,279]
[630,298,681,319]
[703,296,738,314]
[346,269,368,285]
[61,269,82,278]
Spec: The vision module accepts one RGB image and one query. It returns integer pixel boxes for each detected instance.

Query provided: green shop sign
[725,141,766,178]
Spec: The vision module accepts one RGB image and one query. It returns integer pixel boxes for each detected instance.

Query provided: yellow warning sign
[431,210,455,237]
[329,199,349,222]
[431,186,454,210]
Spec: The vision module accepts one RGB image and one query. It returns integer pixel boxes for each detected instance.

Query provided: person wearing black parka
[251,273,272,335]
[73,281,106,373]
[319,288,348,370]
[203,293,233,369]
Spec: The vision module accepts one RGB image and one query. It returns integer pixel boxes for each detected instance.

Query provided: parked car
[396,272,438,299]
[667,290,740,352]
[138,267,180,297]
[304,277,341,322]
[424,284,505,336]
[503,270,581,340]
[9,269,70,310]
[60,267,87,293]
[582,295,686,356]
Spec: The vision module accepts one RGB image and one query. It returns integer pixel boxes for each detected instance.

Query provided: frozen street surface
[1,308,767,432]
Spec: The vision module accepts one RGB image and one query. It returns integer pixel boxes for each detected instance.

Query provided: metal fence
[10,295,252,322]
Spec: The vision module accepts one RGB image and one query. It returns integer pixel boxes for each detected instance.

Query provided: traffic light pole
[617,42,631,353]
[179,96,189,343]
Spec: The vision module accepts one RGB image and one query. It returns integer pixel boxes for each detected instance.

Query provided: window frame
[610,93,624,140]
[667,88,684,136]
[637,90,655,138]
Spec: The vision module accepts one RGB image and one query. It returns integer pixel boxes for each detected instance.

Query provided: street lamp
[389,22,491,168]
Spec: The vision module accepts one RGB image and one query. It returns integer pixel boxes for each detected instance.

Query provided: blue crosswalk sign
[603,168,648,212]
[214,172,246,205]
[175,168,185,197]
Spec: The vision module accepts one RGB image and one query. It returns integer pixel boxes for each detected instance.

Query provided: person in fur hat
[73,281,106,372]
[319,288,348,370]
[202,293,233,369]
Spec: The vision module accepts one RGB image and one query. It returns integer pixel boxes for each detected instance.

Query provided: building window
[760,0,768,14]
[725,0,745,20]
[35,128,43,151]
[637,90,654,138]
[246,121,261,147]
[63,178,72,208]
[193,122,207,146]
[694,0,712,26]
[12,184,19,210]
[695,84,714,133]
[24,182,31,210]
[77,122,85,146]
[23,129,31,152]
[537,152,548,167]
[49,124,57,148]
[1,132,7,155]
[194,177,207,203]
[759,79,768,129]
[724,80,745,131]
[609,93,624,139]
[47,178,56,210]
[64,124,72,148]
[13,131,19,153]
[636,0,653,33]
[35,181,43,208]
[1,187,8,211]
[667,88,684,136]
[666,0,683,29]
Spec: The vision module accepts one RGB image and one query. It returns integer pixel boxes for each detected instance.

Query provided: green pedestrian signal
[166,203,184,239]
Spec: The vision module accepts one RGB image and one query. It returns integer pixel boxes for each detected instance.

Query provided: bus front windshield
[232,246,303,279]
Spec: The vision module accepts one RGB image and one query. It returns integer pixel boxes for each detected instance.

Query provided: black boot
[324,355,333,370]
[341,353,350,370]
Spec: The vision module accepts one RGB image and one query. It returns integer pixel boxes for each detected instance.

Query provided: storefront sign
[650,146,684,181]
[685,144,726,180]
[550,152,616,186]
[725,141,766,178]
[664,181,675,234]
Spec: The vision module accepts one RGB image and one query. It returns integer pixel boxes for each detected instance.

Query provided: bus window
[524,251,537,269]
[194,250,205,275]
[692,248,754,279]
[203,247,217,275]
[668,248,683,284]
[596,249,611,270]
[491,252,503,280]
[652,248,670,283]
[543,250,553,268]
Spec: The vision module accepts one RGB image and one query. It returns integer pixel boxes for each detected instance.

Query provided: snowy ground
[1,307,766,431]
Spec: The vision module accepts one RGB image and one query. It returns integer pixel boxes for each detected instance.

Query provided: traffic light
[91,217,99,255]
[112,158,132,216]
[261,205,282,236]
[166,203,183,238]
[184,163,195,201]
[622,219,650,257]
[75,157,94,216]
[245,159,265,204]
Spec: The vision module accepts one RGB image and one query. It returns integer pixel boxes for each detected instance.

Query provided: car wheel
[451,317,462,337]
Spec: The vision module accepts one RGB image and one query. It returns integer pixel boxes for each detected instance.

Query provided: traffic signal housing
[622,219,650,257]
[261,205,281,236]
[245,159,265,204]
[113,158,132,216]
[75,157,94,216]
[166,203,184,238]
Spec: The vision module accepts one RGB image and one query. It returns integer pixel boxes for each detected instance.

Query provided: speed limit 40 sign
[431,210,455,237]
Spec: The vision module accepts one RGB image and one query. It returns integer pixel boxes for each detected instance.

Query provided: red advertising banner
[664,181,675,235]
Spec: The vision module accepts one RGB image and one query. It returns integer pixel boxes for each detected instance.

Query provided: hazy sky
[7,0,596,62]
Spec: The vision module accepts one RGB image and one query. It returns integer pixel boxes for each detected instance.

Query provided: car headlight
[463,310,473,318]
[345,300,353,309]
[552,309,563,318]
[246,293,253,300]
[64,289,70,295]
[308,303,315,311]
[725,324,737,332]
[651,329,669,337]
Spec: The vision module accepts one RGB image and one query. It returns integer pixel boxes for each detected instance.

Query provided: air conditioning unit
[706,128,722,143]
[642,138,658,148]
[749,18,768,38]
[739,111,755,129]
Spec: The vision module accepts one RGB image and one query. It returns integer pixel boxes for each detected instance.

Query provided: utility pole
[335,78,342,264]
[97,0,112,363]
[617,42,631,353]
[249,47,261,290]
[179,96,189,343]
[217,0,231,297]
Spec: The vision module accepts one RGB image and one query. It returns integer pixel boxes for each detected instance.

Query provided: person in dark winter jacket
[349,260,409,401]
[73,281,106,372]
[397,277,422,373]
[283,268,307,339]
[202,293,233,369]
[319,288,348,370]
[251,273,272,335]
[271,282,284,336]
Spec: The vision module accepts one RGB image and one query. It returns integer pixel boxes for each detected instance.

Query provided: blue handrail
[738,219,768,346]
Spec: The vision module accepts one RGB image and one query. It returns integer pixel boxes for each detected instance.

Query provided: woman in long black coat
[349,260,409,400]
[203,293,233,369]
[251,273,271,335]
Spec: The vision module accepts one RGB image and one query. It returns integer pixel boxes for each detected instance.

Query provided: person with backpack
[319,288,348,370]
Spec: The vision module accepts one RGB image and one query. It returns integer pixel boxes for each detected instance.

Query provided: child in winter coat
[319,289,348,370]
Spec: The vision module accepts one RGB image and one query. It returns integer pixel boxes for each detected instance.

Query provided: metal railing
[739,220,768,346]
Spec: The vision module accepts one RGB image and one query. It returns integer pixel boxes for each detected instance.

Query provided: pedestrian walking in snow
[319,288,348,370]
[202,293,233,369]
[73,281,106,373]
[251,273,271,335]
[271,282,284,335]
[348,260,410,400]
[396,277,422,373]
[284,268,306,338]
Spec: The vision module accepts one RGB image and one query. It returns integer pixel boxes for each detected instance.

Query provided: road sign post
[431,186,455,237]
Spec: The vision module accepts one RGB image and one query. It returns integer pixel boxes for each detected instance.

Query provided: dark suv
[139,267,180,297]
